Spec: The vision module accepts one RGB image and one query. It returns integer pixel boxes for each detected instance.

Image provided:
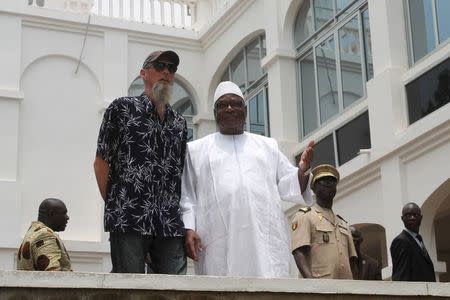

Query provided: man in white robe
[181,81,314,278]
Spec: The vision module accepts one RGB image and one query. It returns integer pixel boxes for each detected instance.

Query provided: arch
[20,54,102,95]
[283,0,309,50]
[351,223,388,268]
[421,178,450,281]
[18,55,103,241]
[209,29,266,105]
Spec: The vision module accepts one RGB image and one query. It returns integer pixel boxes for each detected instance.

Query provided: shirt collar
[139,93,174,117]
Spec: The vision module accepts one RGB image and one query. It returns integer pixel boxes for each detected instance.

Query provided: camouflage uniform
[17,221,72,271]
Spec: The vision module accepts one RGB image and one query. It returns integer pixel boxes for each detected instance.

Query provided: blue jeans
[109,232,186,274]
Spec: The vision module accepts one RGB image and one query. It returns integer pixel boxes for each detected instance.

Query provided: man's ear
[139,68,146,79]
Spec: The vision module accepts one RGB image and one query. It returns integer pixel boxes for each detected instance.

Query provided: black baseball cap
[142,50,180,69]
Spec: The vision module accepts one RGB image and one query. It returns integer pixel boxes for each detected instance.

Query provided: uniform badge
[292,222,298,231]
[323,232,330,243]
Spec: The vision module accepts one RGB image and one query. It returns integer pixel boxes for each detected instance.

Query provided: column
[366,0,410,157]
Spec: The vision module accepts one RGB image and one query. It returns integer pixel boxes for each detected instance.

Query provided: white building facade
[0,0,449,280]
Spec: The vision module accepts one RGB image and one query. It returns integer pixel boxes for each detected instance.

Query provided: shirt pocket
[312,222,335,245]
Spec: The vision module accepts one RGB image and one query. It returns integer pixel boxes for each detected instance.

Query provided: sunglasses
[215,100,246,110]
[150,61,178,74]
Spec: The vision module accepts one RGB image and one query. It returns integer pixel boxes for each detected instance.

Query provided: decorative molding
[335,166,381,201]
[22,16,104,37]
[198,0,257,49]
[128,31,202,52]
[0,89,24,101]
[260,48,297,70]
[399,119,450,164]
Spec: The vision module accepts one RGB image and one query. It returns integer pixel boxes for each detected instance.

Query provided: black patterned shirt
[96,94,187,236]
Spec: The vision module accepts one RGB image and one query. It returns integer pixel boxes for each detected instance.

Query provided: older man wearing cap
[180,81,315,277]
[94,50,188,274]
[291,164,358,279]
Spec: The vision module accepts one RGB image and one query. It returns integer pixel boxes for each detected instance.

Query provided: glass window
[314,0,334,30]
[298,110,371,167]
[406,56,450,124]
[230,51,246,91]
[336,111,371,165]
[246,39,263,86]
[248,90,267,135]
[339,16,364,108]
[312,134,336,167]
[316,36,338,123]
[295,1,371,138]
[261,35,267,58]
[300,53,318,135]
[362,9,373,80]
[336,0,352,12]
[407,0,450,63]
[436,0,450,44]
[294,0,314,47]
[409,0,436,62]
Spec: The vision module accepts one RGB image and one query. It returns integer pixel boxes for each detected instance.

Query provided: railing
[28,0,195,30]
[91,0,194,29]
[27,0,237,31]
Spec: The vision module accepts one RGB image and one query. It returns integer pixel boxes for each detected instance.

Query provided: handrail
[28,0,195,30]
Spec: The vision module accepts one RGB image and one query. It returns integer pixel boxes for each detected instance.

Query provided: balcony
[27,0,236,31]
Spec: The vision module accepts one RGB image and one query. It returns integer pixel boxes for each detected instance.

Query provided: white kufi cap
[213,81,244,104]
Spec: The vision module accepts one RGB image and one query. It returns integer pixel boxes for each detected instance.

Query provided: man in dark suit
[390,202,436,282]
[350,226,382,280]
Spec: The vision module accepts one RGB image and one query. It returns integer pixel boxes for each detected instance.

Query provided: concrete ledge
[1,270,449,299]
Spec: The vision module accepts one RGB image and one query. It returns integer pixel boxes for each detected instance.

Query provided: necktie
[416,234,423,242]
[416,234,430,257]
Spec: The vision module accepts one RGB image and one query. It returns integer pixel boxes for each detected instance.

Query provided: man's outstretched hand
[185,229,203,261]
[299,140,314,173]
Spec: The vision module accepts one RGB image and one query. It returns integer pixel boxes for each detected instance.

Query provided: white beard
[152,81,173,104]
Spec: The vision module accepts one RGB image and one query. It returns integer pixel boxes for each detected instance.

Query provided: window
[294,1,372,137]
[407,0,450,63]
[128,78,196,141]
[406,56,450,124]
[220,35,269,136]
[296,111,371,167]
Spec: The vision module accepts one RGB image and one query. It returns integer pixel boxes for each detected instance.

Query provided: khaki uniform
[291,204,356,279]
[17,221,72,271]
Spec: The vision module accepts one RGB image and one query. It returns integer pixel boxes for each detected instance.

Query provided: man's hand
[185,229,202,261]
[298,140,314,193]
[298,140,315,173]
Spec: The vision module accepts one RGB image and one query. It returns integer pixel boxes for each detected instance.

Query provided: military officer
[291,164,357,279]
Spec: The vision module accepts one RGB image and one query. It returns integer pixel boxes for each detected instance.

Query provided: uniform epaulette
[298,207,311,213]
[337,214,347,223]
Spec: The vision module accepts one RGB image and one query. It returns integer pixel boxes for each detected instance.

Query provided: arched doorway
[430,179,450,282]
[351,223,388,270]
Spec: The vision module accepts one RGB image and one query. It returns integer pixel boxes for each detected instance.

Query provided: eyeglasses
[316,177,338,186]
[150,61,178,74]
[215,100,245,110]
